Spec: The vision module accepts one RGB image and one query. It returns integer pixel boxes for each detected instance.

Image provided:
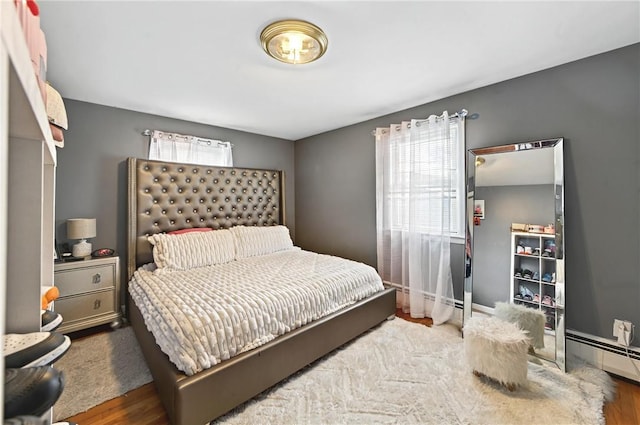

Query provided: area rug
[52,319,611,424]
[52,326,152,421]
[217,319,609,425]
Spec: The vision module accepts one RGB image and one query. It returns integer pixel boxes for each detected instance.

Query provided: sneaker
[523,269,533,279]
[4,332,71,368]
[4,366,65,418]
[519,284,534,298]
[542,272,552,282]
[542,295,556,307]
[533,247,541,256]
[41,310,62,332]
[532,271,540,280]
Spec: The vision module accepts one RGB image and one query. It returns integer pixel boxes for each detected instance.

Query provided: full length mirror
[463,138,565,371]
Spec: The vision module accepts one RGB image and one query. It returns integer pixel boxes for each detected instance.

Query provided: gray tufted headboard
[127,157,286,281]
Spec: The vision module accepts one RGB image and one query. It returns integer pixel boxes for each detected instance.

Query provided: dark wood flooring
[63,310,640,425]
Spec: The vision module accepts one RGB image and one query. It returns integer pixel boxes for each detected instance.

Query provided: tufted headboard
[127,157,286,281]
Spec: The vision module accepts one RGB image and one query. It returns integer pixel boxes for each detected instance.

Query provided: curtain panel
[375,111,464,325]
[149,130,233,167]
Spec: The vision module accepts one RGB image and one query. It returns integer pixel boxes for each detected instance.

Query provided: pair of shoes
[545,314,555,330]
[4,366,65,418]
[41,310,63,332]
[542,295,556,307]
[4,332,71,369]
[3,331,70,419]
[522,269,533,279]
[542,272,553,282]
[519,284,535,298]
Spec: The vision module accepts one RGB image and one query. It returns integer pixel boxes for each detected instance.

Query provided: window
[381,118,465,239]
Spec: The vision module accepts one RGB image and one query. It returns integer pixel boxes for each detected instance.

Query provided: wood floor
[64,310,640,425]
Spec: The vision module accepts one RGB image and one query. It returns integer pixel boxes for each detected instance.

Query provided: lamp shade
[67,218,96,240]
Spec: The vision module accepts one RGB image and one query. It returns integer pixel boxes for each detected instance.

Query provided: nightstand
[53,256,122,333]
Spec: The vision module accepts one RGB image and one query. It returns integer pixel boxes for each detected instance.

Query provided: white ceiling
[39,1,640,141]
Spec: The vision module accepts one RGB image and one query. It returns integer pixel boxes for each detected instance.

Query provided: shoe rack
[1,0,57,418]
[510,231,559,334]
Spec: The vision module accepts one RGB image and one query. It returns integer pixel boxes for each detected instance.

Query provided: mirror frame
[463,137,565,371]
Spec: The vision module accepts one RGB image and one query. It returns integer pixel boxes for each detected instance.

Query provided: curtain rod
[142,129,234,147]
[370,109,471,136]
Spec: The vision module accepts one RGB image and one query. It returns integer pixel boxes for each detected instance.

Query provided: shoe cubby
[2,3,60,422]
[510,231,560,336]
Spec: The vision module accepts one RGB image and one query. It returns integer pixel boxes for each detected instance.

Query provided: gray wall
[473,184,555,308]
[55,101,295,288]
[295,43,640,340]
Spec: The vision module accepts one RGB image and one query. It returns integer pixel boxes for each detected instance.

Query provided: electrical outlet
[613,319,624,337]
[613,319,633,346]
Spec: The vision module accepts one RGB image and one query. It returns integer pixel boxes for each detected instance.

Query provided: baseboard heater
[566,330,640,383]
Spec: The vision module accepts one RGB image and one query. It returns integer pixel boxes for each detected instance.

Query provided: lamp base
[72,239,92,257]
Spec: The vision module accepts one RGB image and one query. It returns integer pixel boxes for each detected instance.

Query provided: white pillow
[148,229,235,271]
[230,225,294,259]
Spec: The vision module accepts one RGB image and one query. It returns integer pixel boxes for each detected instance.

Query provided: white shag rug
[53,319,613,425]
[217,319,611,425]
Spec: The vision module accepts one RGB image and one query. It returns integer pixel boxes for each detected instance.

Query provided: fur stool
[494,301,546,349]
[463,316,530,391]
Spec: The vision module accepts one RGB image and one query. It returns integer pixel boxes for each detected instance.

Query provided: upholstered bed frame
[126,157,396,425]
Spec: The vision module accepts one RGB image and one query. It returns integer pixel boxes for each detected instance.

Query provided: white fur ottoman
[494,301,546,349]
[463,316,530,390]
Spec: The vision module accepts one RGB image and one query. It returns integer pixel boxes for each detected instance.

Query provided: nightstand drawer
[55,290,115,323]
[55,264,115,296]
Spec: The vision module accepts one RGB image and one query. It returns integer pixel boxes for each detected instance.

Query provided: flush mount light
[260,19,328,65]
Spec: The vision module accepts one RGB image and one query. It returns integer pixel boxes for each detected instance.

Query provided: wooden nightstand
[53,256,122,333]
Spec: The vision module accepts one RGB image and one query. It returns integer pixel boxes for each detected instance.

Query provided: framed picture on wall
[474,200,485,220]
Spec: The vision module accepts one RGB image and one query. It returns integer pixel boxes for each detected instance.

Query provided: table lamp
[67,218,96,257]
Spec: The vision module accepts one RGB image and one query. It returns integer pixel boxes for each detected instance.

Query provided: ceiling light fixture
[260,20,328,65]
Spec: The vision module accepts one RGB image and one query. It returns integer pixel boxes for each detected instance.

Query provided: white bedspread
[129,249,385,375]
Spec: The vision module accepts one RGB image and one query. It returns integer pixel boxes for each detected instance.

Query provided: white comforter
[129,248,385,375]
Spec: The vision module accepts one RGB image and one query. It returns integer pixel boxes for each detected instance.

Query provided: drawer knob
[92,273,102,284]
[93,299,102,310]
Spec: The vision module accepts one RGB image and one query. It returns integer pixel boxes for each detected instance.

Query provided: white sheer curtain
[375,111,464,325]
[149,130,233,167]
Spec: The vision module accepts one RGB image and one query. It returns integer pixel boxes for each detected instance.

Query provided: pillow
[167,227,213,235]
[230,225,294,259]
[148,229,235,271]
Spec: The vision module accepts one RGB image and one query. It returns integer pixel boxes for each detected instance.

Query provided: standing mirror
[463,138,565,371]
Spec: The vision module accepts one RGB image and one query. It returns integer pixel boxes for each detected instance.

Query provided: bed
[126,157,397,425]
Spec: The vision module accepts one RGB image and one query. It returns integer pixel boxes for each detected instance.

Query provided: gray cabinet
[54,257,121,333]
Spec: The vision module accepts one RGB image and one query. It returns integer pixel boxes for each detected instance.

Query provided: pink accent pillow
[168,228,213,235]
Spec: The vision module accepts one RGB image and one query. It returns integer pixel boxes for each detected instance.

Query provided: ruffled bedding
[129,248,385,375]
